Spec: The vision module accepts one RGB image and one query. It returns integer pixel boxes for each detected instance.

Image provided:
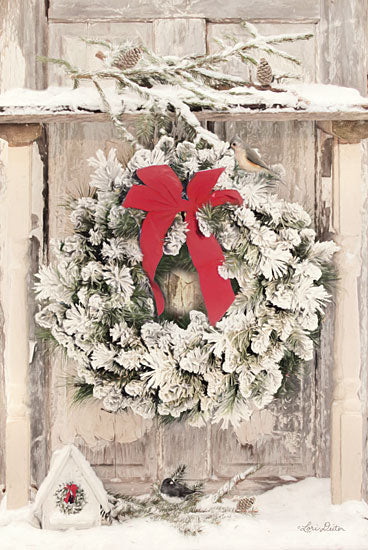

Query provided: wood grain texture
[42,4,346,490]
[47,121,121,480]
[48,21,154,86]
[0,0,47,92]
[318,0,368,497]
[153,18,206,56]
[0,140,7,490]
[0,0,48,495]
[0,124,42,146]
[159,423,209,480]
[29,138,50,489]
[162,270,204,317]
[3,111,368,125]
[48,121,159,482]
[210,119,317,479]
[49,0,320,23]
[152,17,211,481]
[225,120,316,208]
[207,22,316,83]
[318,0,368,95]
[314,130,334,477]
[359,139,368,502]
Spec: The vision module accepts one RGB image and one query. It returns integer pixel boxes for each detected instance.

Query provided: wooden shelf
[1,109,368,124]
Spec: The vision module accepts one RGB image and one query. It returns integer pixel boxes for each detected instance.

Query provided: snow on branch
[39,23,313,147]
[213,465,263,503]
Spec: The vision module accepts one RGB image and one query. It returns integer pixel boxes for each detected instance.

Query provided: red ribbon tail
[186,212,235,326]
[64,484,78,503]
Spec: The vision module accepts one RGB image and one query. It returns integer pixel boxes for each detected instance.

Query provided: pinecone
[113,47,142,70]
[236,496,255,513]
[257,58,273,87]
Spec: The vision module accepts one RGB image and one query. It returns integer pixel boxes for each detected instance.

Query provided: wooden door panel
[207,22,317,84]
[212,375,315,478]
[160,423,210,480]
[48,121,159,482]
[49,0,321,23]
[45,11,333,489]
[48,22,153,86]
[115,431,158,481]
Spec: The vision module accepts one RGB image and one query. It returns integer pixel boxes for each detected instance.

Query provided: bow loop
[187,168,225,205]
[122,166,243,325]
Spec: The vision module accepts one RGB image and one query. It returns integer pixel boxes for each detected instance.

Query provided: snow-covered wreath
[35,136,337,428]
[54,481,86,515]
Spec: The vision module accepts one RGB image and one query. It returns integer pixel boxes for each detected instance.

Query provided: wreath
[35,136,337,427]
[54,481,87,515]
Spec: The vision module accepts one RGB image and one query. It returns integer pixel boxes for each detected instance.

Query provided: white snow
[0,86,141,116]
[0,82,368,119]
[0,478,367,550]
[288,82,368,110]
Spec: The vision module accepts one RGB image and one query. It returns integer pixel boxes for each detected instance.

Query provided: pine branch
[213,464,262,502]
[171,464,187,482]
[91,77,140,148]
[39,23,312,146]
[80,37,113,49]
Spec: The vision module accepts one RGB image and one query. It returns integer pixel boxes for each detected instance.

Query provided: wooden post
[317,121,368,503]
[330,136,364,503]
[0,124,42,508]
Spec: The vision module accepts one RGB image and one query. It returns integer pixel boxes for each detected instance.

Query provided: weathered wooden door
[40,0,338,493]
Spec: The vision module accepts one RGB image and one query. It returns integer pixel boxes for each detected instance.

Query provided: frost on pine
[35,137,337,428]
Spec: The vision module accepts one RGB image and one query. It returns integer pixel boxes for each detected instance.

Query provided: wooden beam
[2,110,368,125]
[0,124,43,147]
[317,121,368,143]
[330,140,364,503]
[0,138,33,508]
[49,0,320,23]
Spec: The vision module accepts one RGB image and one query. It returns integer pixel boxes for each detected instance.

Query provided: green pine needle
[72,381,95,405]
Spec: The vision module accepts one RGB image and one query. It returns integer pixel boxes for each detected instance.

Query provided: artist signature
[297,521,345,533]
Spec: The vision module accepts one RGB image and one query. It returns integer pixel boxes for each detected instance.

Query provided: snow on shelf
[0,83,368,123]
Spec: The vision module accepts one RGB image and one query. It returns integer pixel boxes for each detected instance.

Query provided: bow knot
[123,165,243,325]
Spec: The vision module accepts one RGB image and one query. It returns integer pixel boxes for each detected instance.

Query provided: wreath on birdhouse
[35,136,337,428]
[54,481,87,515]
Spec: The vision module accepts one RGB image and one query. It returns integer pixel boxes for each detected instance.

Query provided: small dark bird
[160,477,196,503]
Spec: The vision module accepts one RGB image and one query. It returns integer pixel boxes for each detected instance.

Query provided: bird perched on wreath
[230,136,278,179]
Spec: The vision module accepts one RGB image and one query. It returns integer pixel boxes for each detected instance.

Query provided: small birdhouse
[34,444,109,530]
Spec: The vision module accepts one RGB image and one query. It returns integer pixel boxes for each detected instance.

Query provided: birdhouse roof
[33,444,109,514]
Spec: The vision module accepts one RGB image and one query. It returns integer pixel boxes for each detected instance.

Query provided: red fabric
[123,165,243,325]
[64,483,78,504]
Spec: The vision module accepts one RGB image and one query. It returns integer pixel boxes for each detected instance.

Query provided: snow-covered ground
[0,478,367,550]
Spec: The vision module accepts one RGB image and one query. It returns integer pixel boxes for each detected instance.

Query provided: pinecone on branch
[257,58,273,86]
[236,496,256,513]
[113,47,142,70]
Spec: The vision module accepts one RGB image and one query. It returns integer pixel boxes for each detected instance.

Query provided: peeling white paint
[0,16,26,93]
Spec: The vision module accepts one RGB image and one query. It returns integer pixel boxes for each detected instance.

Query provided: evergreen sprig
[103,465,259,535]
[40,23,313,147]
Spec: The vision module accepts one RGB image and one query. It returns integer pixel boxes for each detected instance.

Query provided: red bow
[123,165,243,325]
[64,483,78,504]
